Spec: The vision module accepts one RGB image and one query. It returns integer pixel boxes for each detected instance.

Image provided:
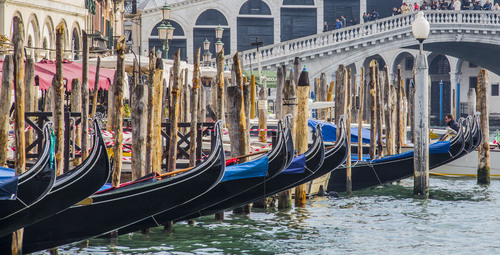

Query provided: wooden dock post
[396,65,403,154]
[346,68,353,196]
[152,58,164,174]
[275,66,284,120]
[91,56,101,118]
[383,66,394,155]
[295,67,310,208]
[70,79,82,165]
[145,49,156,174]
[167,50,182,173]
[368,61,377,160]
[318,73,328,121]
[190,49,201,167]
[24,57,35,149]
[278,77,298,209]
[250,74,256,119]
[81,30,90,161]
[54,22,65,175]
[358,67,365,162]
[293,57,300,86]
[199,85,206,123]
[11,16,26,255]
[413,46,430,197]
[477,69,490,185]
[335,65,346,137]
[216,49,225,124]
[375,64,384,157]
[228,52,251,214]
[131,58,148,180]
[258,86,268,143]
[111,36,126,187]
[0,55,13,167]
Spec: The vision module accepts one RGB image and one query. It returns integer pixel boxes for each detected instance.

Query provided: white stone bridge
[220,10,500,79]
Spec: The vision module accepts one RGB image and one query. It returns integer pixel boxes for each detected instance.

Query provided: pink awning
[0,59,115,91]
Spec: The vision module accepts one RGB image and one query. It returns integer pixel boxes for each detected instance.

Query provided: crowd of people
[324,0,499,32]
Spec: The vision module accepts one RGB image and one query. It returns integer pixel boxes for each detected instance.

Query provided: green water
[36,177,500,254]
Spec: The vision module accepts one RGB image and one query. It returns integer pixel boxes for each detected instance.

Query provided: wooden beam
[0,55,13,167]
[111,36,126,187]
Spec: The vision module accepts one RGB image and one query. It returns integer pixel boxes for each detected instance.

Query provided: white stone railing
[213,10,500,70]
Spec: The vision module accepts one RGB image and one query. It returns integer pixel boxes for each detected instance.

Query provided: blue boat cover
[282,154,306,174]
[0,167,15,180]
[308,119,372,143]
[98,183,113,192]
[221,155,269,182]
[0,176,18,200]
[372,141,451,163]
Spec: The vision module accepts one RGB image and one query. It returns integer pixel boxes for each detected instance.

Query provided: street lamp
[202,39,211,64]
[411,11,430,197]
[215,25,224,39]
[157,3,175,59]
[215,39,224,54]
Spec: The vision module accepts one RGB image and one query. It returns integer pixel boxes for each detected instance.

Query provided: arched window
[430,55,451,75]
[72,28,80,60]
[238,0,274,51]
[193,9,230,55]
[283,0,315,5]
[149,20,187,60]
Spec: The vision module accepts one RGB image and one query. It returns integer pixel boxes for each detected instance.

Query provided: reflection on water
[37,177,500,254]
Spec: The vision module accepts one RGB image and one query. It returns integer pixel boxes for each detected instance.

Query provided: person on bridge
[335,19,343,29]
[454,0,461,10]
[371,10,380,20]
[483,0,492,10]
[445,114,460,133]
[494,3,500,10]
[363,12,370,23]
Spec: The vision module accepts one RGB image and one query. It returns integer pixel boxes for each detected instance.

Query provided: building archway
[72,27,80,60]
[429,54,451,125]
[149,20,186,60]
[237,0,274,51]
[193,9,230,56]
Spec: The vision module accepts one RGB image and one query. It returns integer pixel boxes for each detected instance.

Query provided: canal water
[38,177,500,254]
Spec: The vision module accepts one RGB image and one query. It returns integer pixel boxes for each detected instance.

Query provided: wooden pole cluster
[12,16,26,254]
[54,22,65,175]
[477,69,490,185]
[0,55,13,167]
[383,66,394,156]
[357,67,365,161]
[81,30,90,161]
[278,69,297,209]
[167,50,182,173]
[111,36,126,187]
[131,58,148,180]
[145,49,156,174]
[294,68,310,208]
[368,60,377,160]
[189,49,201,167]
[71,79,82,165]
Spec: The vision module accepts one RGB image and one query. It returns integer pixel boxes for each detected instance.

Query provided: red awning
[0,59,115,91]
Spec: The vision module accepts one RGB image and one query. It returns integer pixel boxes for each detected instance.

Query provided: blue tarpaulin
[0,176,18,200]
[282,154,306,174]
[372,141,451,163]
[0,167,15,180]
[221,155,269,182]
[308,119,372,143]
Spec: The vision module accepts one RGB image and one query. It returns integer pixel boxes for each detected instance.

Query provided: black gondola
[115,116,295,236]
[175,121,329,221]
[328,116,469,192]
[0,123,56,237]
[19,121,226,254]
[0,120,110,241]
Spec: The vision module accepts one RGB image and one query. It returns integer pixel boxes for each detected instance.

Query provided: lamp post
[157,3,174,59]
[214,24,224,54]
[412,11,430,197]
[202,39,212,65]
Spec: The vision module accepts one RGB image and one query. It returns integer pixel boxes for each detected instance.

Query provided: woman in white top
[454,0,461,10]
[494,3,500,11]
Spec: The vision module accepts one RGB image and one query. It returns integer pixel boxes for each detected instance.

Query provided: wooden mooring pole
[477,69,490,185]
[375,64,384,158]
[71,79,82,165]
[131,58,148,180]
[384,66,394,155]
[0,55,13,167]
[413,45,429,197]
[357,67,365,162]
[12,16,26,255]
[396,65,403,154]
[145,49,156,174]
[167,50,182,173]
[24,57,35,150]
[152,58,164,174]
[258,86,268,143]
[55,22,65,175]
[81,30,90,161]
[190,49,201,167]
[295,67,310,208]
[346,68,353,196]
[91,56,101,119]
[369,60,377,160]
[250,75,256,119]
[111,36,126,187]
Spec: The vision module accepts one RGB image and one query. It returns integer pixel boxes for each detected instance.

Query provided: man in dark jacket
[445,114,460,132]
